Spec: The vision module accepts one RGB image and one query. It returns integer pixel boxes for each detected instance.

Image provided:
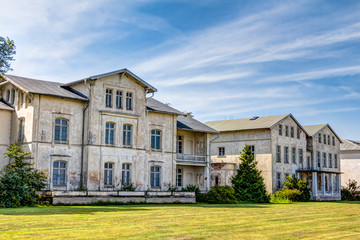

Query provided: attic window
[250,116,259,120]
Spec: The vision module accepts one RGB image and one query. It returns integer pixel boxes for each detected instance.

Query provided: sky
[1,0,360,140]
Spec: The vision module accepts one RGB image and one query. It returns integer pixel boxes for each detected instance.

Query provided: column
[330,173,334,196]
[312,172,317,198]
[321,173,325,196]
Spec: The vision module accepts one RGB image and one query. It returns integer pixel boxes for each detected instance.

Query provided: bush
[341,179,360,200]
[202,185,237,204]
[270,193,291,204]
[166,185,178,193]
[182,184,203,202]
[0,144,47,208]
[274,188,301,202]
[119,182,137,191]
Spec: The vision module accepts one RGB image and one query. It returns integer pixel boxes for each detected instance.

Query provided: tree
[0,144,46,207]
[0,36,16,74]
[276,175,311,201]
[231,145,270,203]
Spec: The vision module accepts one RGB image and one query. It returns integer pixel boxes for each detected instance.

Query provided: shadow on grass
[327,201,360,204]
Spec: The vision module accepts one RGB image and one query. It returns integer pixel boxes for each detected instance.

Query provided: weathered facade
[206,115,342,201]
[0,69,215,194]
[340,139,360,187]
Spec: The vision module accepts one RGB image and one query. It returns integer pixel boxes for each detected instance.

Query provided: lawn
[0,202,360,239]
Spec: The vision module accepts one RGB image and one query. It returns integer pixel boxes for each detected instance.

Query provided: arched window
[104,162,113,186]
[53,161,66,186]
[122,163,131,184]
[18,118,25,142]
[151,129,161,150]
[105,122,115,145]
[6,90,10,102]
[123,124,132,146]
[150,166,161,188]
[54,118,69,143]
[11,89,15,105]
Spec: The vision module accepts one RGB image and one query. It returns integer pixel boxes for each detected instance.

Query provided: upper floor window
[18,118,25,142]
[332,136,335,146]
[284,147,289,163]
[323,152,327,167]
[54,118,68,143]
[123,124,132,146]
[122,163,131,184]
[105,122,115,145]
[151,130,161,150]
[323,134,326,144]
[248,145,255,155]
[292,147,296,164]
[334,154,338,168]
[327,135,330,145]
[219,147,225,156]
[276,145,281,163]
[6,89,10,102]
[11,89,15,105]
[285,126,289,137]
[279,125,282,136]
[317,151,321,168]
[290,127,294,138]
[297,127,301,139]
[116,90,123,109]
[126,92,133,110]
[104,162,113,186]
[150,166,161,188]
[176,136,183,154]
[105,89,112,108]
[299,149,303,165]
[328,154,332,168]
[318,134,321,143]
[53,161,66,186]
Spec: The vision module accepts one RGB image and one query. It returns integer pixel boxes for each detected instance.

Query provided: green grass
[0,202,360,239]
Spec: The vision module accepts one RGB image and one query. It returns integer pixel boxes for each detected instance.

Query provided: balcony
[176,153,206,163]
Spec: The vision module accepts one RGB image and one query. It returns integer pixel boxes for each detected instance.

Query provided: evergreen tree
[0,144,46,207]
[231,145,270,203]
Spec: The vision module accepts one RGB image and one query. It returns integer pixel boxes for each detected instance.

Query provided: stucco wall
[341,150,360,187]
[0,110,12,169]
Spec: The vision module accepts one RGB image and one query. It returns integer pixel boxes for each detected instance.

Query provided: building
[340,139,360,187]
[0,69,216,192]
[206,115,342,201]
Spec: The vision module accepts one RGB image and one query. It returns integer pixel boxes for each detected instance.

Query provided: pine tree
[231,145,270,203]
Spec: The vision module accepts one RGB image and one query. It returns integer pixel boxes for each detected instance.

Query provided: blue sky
[1,0,360,140]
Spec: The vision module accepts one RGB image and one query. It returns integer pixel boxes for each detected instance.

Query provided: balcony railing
[176,153,206,162]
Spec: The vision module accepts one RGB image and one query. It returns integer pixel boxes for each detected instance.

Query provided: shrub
[270,193,291,204]
[232,145,270,203]
[182,184,203,202]
[202,185,237,204]
[0,144,47,208]
[120,182,137,191]
[166,185,178,193]
[274,176,311,202]
[274,188,301,202]
[341,179,360,200]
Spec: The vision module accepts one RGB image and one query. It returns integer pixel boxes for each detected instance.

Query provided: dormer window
[126,92,133,110]
[105,89,112,108]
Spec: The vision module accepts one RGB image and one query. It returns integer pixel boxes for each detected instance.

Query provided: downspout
[80,79,90,190]
[208,131,220,191]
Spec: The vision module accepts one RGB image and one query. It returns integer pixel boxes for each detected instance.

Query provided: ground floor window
[104,162,113,186]
[53,161,66,186]
[276,173,281,190]
[215,176,219,185]
[176,168,182,187]
[150,166,161,188]
[122,163,131,184]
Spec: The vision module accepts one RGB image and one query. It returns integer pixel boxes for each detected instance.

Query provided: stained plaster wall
[340,150,360,187]
[0,110,12,169]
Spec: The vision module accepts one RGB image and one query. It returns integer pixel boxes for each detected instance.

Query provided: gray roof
[303,124,342,142]
[1,74,87,101]
[63,68,157,93]
[0,98,14,111]
[177,115,217,133]
[146,98,184,115]
[340,139,360,151]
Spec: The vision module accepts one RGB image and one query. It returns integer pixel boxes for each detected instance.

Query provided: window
[323,134,326,144]
[150,166,161,188]
[328,135,330,145]
[292,147,296,164]
[285,126,289,137]
[54,119,69,143]
[334,154,338,168]
[299,149,303,165]
[53,161,66,186]
[323,152,327,167]
[176,168,182,187]
[284,147,289,163]
[106,89,112,108]
[116,90,123,109]
[104,163,113,186]
[126,92,133,110]
[317,152,321,168]
[248,145,255,155]
[276,146,281,163]
[6,89,10,102]
[276,173,281,190]
[290,127,294,138]
[318,134,321,143]
[307,156,311,169]
[334,175,339,192]
[151,130,161,150]
[329,154,332,168]
[332,136,335,146]
[279,125,282,136]
[105,122,115,145]
[18,118,25,142]
[176,136,183,153]
[297,127,301,139]
[215,176,219,185]
[219,147,225,156]
[122,163,131,184]
[11,89,15,105]
[325,175,329,192]
[123,124,132,146]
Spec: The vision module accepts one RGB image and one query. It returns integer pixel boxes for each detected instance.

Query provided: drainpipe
[80,78,90,190]
[208,131,220,191]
